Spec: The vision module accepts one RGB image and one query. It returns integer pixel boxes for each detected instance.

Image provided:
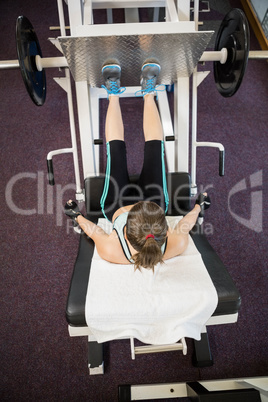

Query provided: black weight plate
[214,8,250,97]
[16,16,46,106]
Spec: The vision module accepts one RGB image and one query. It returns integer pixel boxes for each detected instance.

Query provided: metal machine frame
[48,0,225,202]
[44,0,239,375]
[0,0,266,382]
[118,376,268,401]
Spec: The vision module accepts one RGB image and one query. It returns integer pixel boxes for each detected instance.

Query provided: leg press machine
[44,0,241,375]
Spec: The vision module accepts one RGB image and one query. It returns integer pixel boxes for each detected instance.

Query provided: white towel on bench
[85,217,218,345]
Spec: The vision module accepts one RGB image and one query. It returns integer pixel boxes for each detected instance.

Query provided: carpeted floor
[0,1,267,401]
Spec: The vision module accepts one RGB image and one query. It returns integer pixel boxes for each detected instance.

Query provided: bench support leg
[192,327,213,367]
[88,337,104,375]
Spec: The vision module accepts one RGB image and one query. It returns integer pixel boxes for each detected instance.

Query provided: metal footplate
[58,22,214,87]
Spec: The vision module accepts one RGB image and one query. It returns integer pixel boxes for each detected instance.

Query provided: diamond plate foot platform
[58,23,214,87]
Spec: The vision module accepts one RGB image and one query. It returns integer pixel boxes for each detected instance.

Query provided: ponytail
[126,201,168,271]
[132,236,164,272]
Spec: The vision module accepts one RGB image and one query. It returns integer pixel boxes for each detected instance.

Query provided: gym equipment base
[118,377,266,401]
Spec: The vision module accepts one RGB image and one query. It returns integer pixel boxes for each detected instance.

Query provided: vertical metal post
[177,0,190,20]
[89,87,101,175]
[174,77,190,172]
[67,0,97,179]
[191,67,198,194]
[65,70,83,194]
[173,0,191,173]
[193,0,200,31]
[76,82,96,178]
[57,0,67,36]
[157,90,175,172]
[84,0,93,25]
[165,0,179,22]
[153,7,159,22]
[56,0,82,196]
[67,0,84,34]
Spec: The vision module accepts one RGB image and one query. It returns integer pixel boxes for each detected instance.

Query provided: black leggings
[100,140,169,221]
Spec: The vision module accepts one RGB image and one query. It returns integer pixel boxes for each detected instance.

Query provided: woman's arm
[175,204,201,235]
[64,200,129,263]
[64,200,109,243]
[172,192,210,235]
[164,205,200,259]
[76,215,109,241]
[76,215,121,262]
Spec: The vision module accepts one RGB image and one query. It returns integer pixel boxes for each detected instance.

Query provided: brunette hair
[126,201,168,271]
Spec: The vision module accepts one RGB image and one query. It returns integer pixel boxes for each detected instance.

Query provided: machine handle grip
[47,159,55,185]
[219,150,225,176]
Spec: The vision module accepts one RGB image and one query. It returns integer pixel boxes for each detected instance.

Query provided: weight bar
[1,10,268,105]
[202,8,268,97]
[200,49,268,63]
[0,56,67,71]
[2,47,264,71]
[4,16,67,106]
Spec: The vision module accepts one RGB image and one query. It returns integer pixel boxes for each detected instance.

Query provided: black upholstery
[66,173,241,326]
[85,172,192,216]
[66,234,94,326]
[191,229,241,316]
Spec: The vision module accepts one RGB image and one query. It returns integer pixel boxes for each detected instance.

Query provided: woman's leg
[143,93,163,142]
[138,95,169,211]
[105,95,124,142]
[106,91,164,143]
[101,94,130,220]
[137,62,169,211]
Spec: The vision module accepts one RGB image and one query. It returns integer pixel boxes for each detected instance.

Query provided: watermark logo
[228,170,263,233]
[4,169,263,234]
[5,171,76,227]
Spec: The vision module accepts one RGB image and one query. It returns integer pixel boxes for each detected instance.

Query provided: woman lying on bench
[65,62,210,271]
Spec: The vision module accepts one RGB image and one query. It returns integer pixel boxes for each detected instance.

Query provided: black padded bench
[66,173,241,372]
